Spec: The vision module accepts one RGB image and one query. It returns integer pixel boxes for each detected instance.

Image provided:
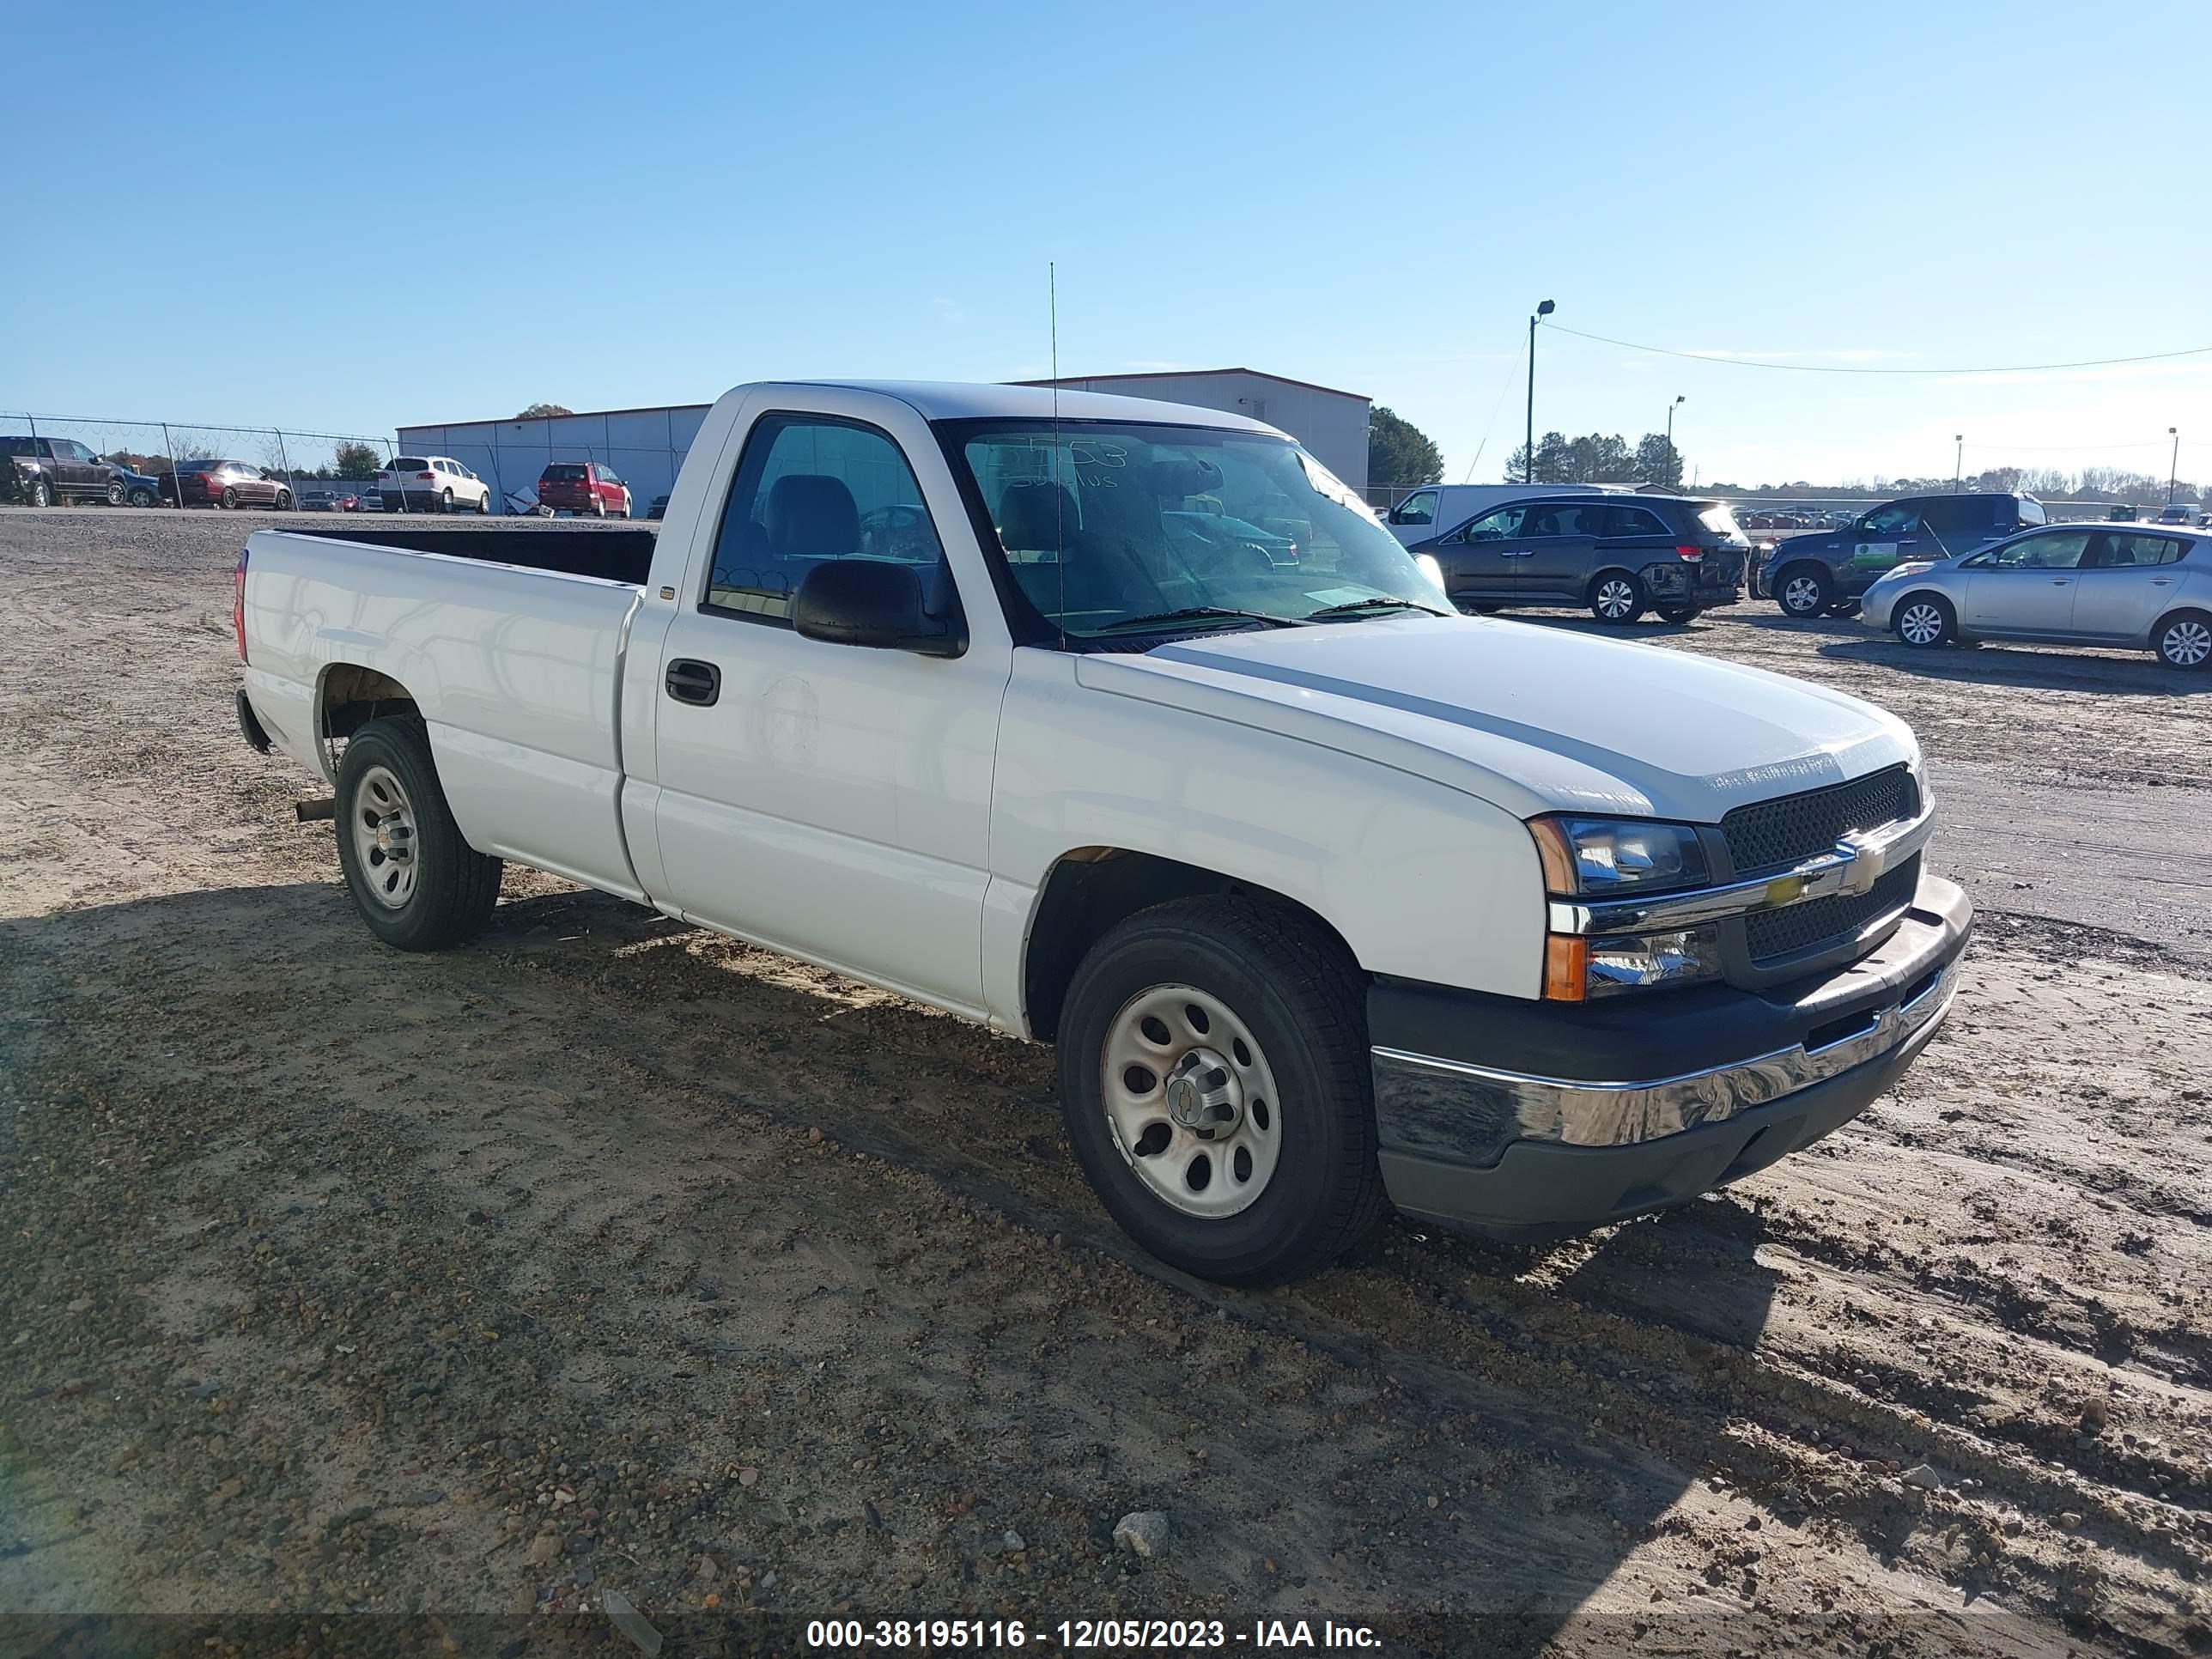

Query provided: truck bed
[287,522,659,586]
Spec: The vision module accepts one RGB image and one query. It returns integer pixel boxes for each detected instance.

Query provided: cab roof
[743,379,1286,435]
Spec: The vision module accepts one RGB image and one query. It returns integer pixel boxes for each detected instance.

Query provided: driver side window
[1985,530,2092,570]
[1862,502,1921,535]
[1392,489,1437,526]
[1456,505,1527,542]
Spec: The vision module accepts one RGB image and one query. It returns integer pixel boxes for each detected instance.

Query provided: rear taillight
[233,548,249,662]
[416,471,435,482]
[1674,544,1704,562]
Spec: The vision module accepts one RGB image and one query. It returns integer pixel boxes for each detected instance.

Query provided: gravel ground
[1,507,2208,1657]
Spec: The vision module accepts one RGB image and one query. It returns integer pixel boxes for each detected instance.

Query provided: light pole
[2171,428,2181,505]
[1665,394,1685,487]
[1953,434,1963,492]
[1525,299,1554,483]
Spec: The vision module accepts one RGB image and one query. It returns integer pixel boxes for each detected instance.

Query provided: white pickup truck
[235,380,1971,1284]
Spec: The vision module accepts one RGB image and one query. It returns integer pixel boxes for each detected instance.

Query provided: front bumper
[1859,585,1903,629]
[1369,872,1971,1241]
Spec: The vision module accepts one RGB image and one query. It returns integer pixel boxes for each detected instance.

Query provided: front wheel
[334,718,504,950]
[1893,593,1956,648]
[1055,896,1384,1285]
[1656,604,1700,625]
[1776,565,1833,618]
[275,489,293,511]
[2154,611,2212,671]
[1589,573,1647,625]
[478,493,495,515]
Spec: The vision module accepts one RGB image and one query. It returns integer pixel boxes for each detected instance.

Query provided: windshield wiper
[1096,606,1313,633]
[1303,596,1448,621]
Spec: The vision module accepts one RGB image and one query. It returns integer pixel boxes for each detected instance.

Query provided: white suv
[378,456,494,514]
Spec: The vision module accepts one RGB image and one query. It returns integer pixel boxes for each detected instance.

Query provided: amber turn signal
[1542,934,1589,1002]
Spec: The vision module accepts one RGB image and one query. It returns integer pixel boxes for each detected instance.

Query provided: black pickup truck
[2,436,132,507]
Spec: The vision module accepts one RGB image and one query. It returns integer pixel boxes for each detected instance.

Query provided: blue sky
[13,0,2211,489]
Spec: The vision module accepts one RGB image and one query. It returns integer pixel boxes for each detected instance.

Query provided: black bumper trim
[235,688,273,754]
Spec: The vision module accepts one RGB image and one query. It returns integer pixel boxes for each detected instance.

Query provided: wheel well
[2155,605,2211,633]
[1773,557,1829,586]
[1021,849,1357,1042]
[319,663,419,742]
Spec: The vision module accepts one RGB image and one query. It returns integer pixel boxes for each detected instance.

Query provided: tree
[516,403,574,420]
[1503,431,1573,483]
[1633,432,1684,490]
[1368,406,1443,489]
[333,442,382,481]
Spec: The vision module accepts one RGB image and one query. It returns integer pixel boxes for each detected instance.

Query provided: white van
[1382,483,1631,545]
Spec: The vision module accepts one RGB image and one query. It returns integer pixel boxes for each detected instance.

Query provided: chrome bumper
[1373,948,1960,1153]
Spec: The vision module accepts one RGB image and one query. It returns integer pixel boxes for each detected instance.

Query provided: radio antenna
[1051,262,1066,650]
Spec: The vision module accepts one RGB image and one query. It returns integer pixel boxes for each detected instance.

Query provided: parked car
[1381,482,1624,546]
[2108,504,2139,522]
[535,462,632,518]
[1757,491,2047,617]
[1,435,133,506]
[377,456,494,514]
[159,459,294,510]
[355,491,383,512]
[646,495,669,520]
[2154,503,2192,526]
[1406,491,1749,623]
[1862,523,2210,670]
[112,463,162,507]
[233,377,1969,1285]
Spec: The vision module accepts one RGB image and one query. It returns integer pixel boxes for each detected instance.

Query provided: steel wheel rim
[2164,620,2210,665]
[351,763,420,908]
[1595,580,1635,618]
[1899,603,1943,645]
[1783,576,1823,613]
[1101,984,1282,1219]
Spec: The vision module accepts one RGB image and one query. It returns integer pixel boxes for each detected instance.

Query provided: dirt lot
[2,508,2208,1657]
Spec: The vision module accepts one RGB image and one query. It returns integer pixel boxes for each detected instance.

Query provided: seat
[998,481,1078,553]
[764,473,860,559]
[995,482,1162,618]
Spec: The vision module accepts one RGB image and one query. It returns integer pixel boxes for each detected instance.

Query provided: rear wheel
[1893,592,1956,648]
[439,488,454,514]
[2154,610,2212,671]
[591,495,606,519]
[1656,604,1700,625]
[1055,896,1383,1285]
[334,718,503,951]
[218,486,237,510]
[128,486,155,508]
[478,492,494,515]
[105,481,125,507]
[1777,565,1832,618]
[1589,572,1646,625]
[27,480,51,507]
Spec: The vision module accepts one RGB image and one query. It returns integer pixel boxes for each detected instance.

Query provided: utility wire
[1540,324,2212,377]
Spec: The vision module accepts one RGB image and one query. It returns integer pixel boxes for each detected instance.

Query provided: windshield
[945,421,1446,639]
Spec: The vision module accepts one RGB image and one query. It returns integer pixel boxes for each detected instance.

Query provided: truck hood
[1073,616,1916,823]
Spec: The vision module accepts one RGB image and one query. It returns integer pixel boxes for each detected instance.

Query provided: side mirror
[792,560,964,658]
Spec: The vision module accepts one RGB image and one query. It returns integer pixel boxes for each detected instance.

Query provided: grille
[1743,856,1919,963]
[1722,764,1917,875]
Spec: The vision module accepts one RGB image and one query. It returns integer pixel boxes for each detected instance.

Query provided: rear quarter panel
[241,529,647,896]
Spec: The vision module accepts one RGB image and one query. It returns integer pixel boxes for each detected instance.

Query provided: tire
[591,495,606,519]
[1775,564,1832,618]
[1892,592,1956,649]
[275,489,293,512]
[1656,604,1700,625]
[26,479,50,507]
[440,488,454,514]
[219,486,237,510]
[478,493,495,515]
[1825,599,1861,618]
[2153,610,2212,672]
[333,717,503,951]
[1055,896,1384,1285]
[128,487,155,508]
[1589,571,1646,625]
[106,481,125,507]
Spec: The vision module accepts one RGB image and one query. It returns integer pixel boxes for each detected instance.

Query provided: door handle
[2152,577,2172,586]
[2051,578,2070,586]
[665,659,720,706]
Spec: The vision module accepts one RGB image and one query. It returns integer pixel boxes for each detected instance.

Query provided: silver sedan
[1860,523,2212,670]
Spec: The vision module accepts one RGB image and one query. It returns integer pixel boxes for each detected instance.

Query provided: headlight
[1414,552,1446,594]
[1528,816,1710,895]
[1874,561,1935,584]
[1529,817,1723,1000]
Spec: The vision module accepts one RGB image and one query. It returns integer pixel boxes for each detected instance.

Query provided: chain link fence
[1,410,398,504]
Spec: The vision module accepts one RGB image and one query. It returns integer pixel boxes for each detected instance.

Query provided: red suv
[536,462,632,518]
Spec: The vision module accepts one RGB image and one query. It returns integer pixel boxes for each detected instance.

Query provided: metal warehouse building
[399,368,1370,514]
